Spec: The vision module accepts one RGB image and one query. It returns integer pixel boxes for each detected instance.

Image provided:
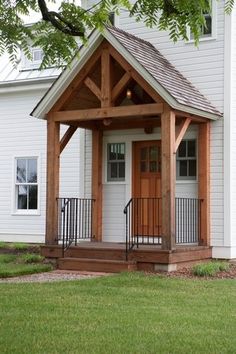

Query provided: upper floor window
[21,47,44,70]
[176,140,197,180]
[107,143,125,181]
[188,1,217,41]
[15,157,39,211]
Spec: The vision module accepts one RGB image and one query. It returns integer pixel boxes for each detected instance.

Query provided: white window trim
[104,141,126,184]
[12,155,41,216]
[176,139,198,182]
[186,0,217,43]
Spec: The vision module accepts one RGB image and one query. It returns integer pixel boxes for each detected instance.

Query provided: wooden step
[58,257,137,273]
[65,246,126,261]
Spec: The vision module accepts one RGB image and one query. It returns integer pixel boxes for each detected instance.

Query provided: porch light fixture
[126,88,132,100]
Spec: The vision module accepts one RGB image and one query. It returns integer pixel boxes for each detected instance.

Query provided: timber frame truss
[45,39,210,251]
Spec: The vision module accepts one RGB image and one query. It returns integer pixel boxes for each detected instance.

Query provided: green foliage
[10,242,29,250]
[0,241,7,249]
[192,261,230,277]
[0,0,234,68]
[0,263,52,278]
[20,253,44,264]
[0,254,17,264]
[0,251,52,278]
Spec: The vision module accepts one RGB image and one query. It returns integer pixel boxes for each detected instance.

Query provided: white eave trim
[31,28,221,121]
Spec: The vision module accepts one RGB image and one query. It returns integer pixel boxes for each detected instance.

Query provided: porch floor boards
[41,242,212,272]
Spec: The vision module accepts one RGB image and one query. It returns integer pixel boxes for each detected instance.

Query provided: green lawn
[0,273,235,354]
[0,254,52,278]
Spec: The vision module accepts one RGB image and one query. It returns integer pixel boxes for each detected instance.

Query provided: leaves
[0,0,234,68]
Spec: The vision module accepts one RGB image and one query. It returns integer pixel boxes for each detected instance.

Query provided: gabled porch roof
[31,26,222,121]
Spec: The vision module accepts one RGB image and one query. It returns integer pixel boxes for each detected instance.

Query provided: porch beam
[92,130,103,241]
[53,103,163,122]
[111,72,131,103]
[161,105,176,250]
[198,122,210,246]
[175,117,192,153]
[46,115,60,244]
[60,126,77,154]
[84,77,101,101]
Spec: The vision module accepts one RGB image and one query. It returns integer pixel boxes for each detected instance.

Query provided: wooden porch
[41,242,212,272]
[33,28,219,271]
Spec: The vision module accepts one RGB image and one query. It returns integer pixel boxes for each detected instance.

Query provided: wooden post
[198,122,210,246]
[161,105,176,250]
[46,114,60,245]
[92,129,103,241]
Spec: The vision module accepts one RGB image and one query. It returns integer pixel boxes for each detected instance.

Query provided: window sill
[104,180,126,185]
[12,210,41,216]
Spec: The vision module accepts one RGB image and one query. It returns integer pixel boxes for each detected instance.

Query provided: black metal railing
[124,197,202,259]
[175,198,202,244]
[124,197,162,260]
[57,198,95,256]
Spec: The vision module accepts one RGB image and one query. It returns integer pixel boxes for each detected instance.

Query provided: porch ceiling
[31,26,222,121]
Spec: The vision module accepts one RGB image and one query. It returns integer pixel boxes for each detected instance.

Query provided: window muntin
[107,143,125,181]
[15,158,38,210]
[176,140,197,180]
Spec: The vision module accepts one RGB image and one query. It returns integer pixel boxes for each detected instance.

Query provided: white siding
[225,6,236,258]
[0,88,81,243]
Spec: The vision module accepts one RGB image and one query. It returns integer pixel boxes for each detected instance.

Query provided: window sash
[107,143,125,181]
[15,158,38,211]
[176,140,197,180]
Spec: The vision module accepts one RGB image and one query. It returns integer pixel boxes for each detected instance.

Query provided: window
[107,143,125,181]
[21,47,44,70]
[32,48,44,63]
[188,1,216,41]
[176,140,197,180]
[15,158,38,211]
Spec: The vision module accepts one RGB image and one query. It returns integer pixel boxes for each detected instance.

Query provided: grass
[9,242,29,250]
[0,253,52,278]
[192,261,230,277]
[0,241,7,248]
[0,273,235,354]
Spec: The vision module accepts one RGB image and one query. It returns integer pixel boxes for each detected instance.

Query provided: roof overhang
[31,28,221,121]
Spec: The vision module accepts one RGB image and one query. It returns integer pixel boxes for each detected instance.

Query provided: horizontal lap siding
[230,8,236,251]
[0,89,81,243]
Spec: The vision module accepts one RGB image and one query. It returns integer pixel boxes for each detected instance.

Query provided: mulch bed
[0,245,40,255]
[154,263,236,279]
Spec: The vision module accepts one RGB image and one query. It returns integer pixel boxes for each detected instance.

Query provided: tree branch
[37,0,85,37]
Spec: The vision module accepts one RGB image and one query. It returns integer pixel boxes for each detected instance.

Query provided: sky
[22,0,82,24]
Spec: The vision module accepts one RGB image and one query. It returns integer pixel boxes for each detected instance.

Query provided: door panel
[133,141,162,236]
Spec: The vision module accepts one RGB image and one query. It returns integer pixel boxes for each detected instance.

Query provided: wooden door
[132,141,162,237]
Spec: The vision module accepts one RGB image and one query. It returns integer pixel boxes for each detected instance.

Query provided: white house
[0,0,236,270]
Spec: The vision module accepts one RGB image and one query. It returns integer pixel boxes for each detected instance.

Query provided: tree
[0,0,234,68]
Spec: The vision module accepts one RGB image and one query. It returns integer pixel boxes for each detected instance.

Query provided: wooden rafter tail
[175,117,192,153]
[60,126,77,154]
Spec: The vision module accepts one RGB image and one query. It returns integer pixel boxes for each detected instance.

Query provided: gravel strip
[0,270,111,283]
